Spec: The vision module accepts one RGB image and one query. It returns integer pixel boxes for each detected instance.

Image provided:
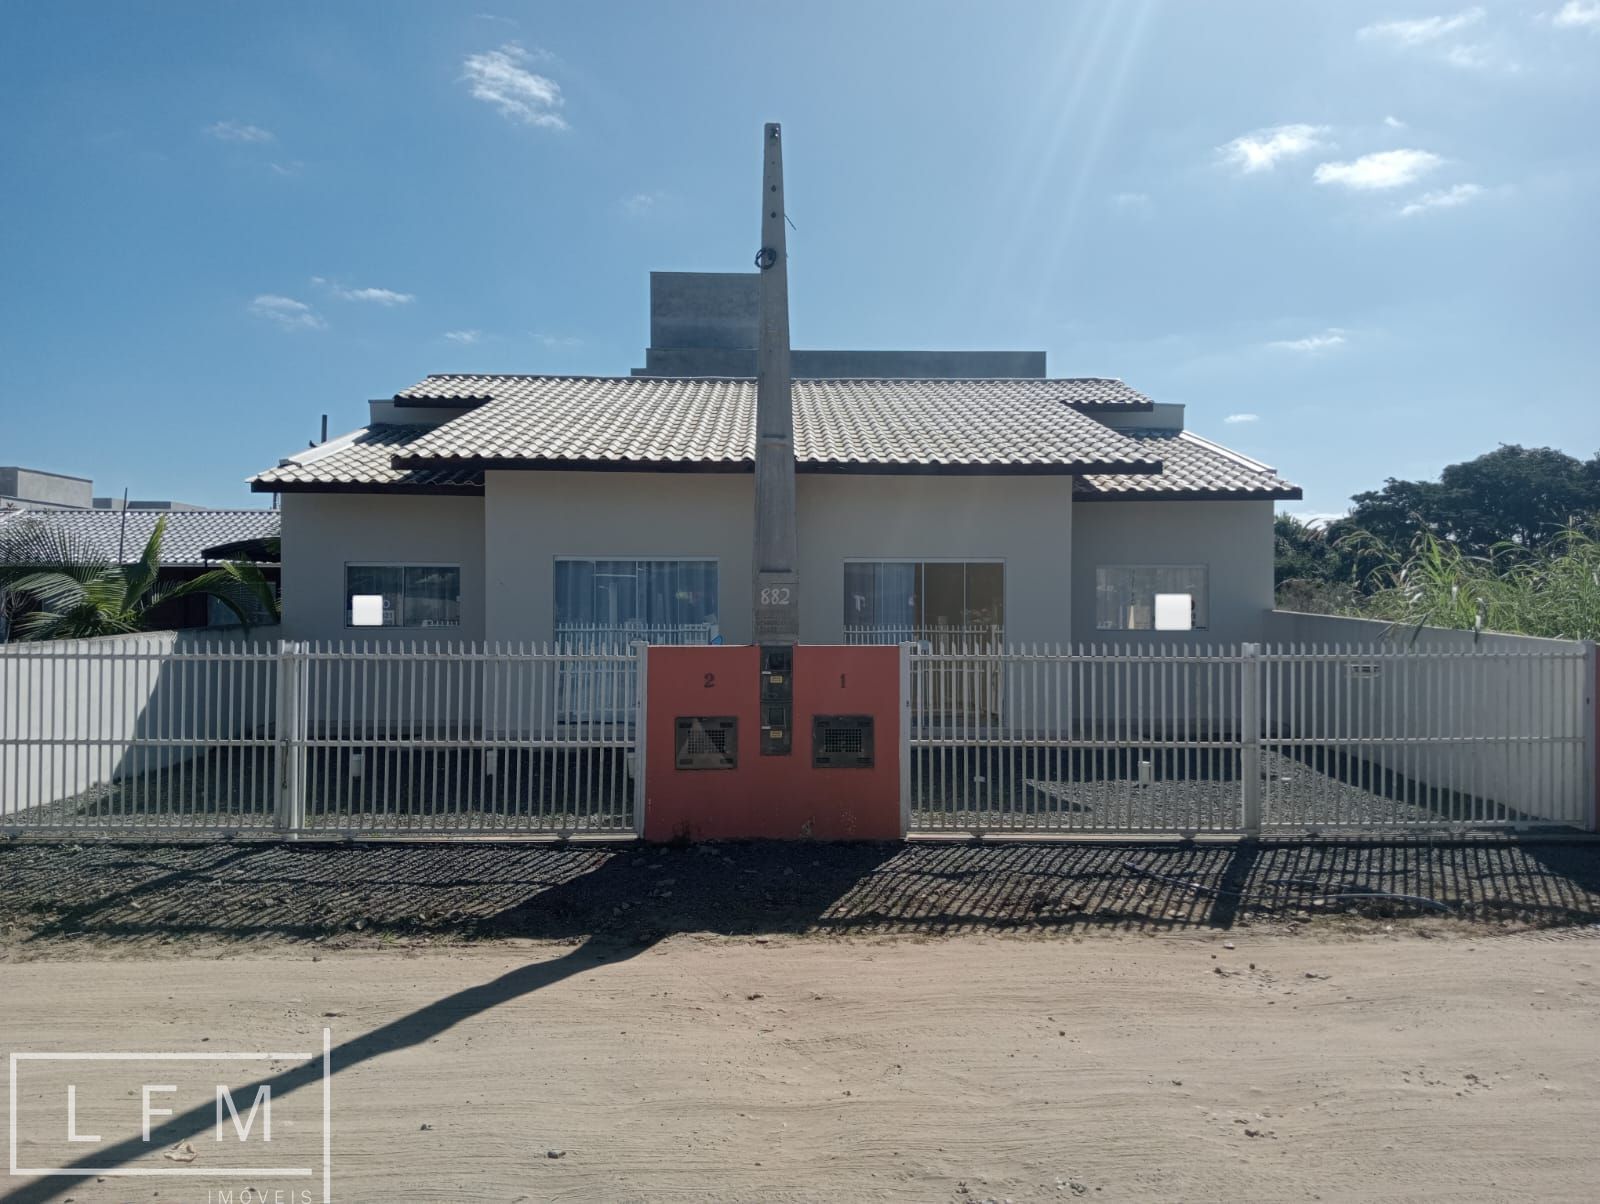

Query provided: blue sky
[1,1,1596,516]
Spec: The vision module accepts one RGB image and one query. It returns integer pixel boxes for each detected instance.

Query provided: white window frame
[1095,564,1209,631]
[552,556,720,634]
[841,558,1006,632]
[344,562,463,629]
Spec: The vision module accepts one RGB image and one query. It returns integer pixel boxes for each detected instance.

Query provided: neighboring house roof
[1074,430,1302,501]
[381,376,1163,475]
[252,425,487,494]
[0,508,281,566]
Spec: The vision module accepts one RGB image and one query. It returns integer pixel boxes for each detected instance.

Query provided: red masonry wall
[643,644,902,842]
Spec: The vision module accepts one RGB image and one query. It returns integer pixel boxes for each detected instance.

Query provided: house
[1,464,202,512]
[0,506,280,633]
[250,273,1299,650]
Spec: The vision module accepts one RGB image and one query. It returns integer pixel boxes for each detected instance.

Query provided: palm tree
[0,514,279,641]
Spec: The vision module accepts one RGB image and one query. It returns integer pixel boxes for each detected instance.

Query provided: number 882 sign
[753,574,799,642]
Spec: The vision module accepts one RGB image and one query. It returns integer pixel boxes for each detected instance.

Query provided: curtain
[403,567,461,627]
[554,560,718,632]
[841,563,920,633]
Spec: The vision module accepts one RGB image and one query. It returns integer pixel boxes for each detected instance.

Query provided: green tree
[1347,445,1600,556]
[1276,514,1374,613]
[0,514,278,641]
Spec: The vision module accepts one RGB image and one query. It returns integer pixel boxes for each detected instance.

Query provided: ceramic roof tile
[250,425,485,492]
[1073,430,1302,500]
[396,373,1154,409]
[0,508,281,566]
[388,376,1162,472]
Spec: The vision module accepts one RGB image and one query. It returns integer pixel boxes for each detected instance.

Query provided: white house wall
[481,471,1074,645]
[1070,499,1274,645]
[277,493,487,644]
[277,479,1272,649]
[796,474,1073,645]
[484,471,756,644]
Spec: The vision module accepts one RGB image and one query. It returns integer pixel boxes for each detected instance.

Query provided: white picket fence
[906,641,1597,835]
[4,634,1593,840]
[555,622,717,649]
[0,637,644,838]
[845,624,1003,649]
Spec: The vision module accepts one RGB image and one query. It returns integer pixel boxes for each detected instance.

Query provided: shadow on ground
[2,837,1598,1200]
[2,838,1598,951]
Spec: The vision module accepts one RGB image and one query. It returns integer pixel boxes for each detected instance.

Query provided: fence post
[632,641,648,838]
[274,641,293,834]
[1240,642,1262,837]
[899,642,913,838]
[1586,641,1598,833]
[275,641,309,838]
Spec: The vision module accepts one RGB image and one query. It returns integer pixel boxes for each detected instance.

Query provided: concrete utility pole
[752,122,798,646]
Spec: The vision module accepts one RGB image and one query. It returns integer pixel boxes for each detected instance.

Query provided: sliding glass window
[843,561,1004,637]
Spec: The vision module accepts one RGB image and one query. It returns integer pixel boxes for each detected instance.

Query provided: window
[346,565,461,628]
[843,561,1004,634]
[1096,565,1208,631]
[554,559,718,636]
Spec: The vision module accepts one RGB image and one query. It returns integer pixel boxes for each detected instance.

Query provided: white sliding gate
[905,642,1596,836]
[1,638,644,838]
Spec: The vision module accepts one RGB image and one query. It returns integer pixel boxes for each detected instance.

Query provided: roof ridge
[1177,430,1277,474]
[412,373,1130,385]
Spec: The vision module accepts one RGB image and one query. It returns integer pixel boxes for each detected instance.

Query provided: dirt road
[5,929,1599,1203]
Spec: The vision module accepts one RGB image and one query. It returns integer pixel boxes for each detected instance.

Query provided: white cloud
[1383,114,1407,129]
[444,329,483,344]
[1110,191,1152,212]
[312,277,415,305]
[269,161,303,177]
[1398,181,1483,217]
[340,286,413,305]
[1218,124,1328,174]
[1268,329,1346,353]
[462,43,567,129]
[537,334,582,349]
[206,120,275,143]
[1442,42,1496,68]
[1358,7,1484,45]
[1357,9,1513,69]
[621,191,664,215]
[1554,1,1600,28]
[1223,413,1260,424]
[249,294,324,331]
[1314,148,1441,190]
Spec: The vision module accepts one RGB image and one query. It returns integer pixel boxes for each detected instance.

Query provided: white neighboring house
[250,374,1300,648]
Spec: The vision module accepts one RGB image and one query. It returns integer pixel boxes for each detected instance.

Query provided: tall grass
[1347,524,1600,641]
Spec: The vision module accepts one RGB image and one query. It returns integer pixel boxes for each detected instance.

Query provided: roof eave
[1074,485,1305,502]
[250,479,486,497]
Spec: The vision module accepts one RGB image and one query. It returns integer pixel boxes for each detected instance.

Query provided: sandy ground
[5,928,1600,1204]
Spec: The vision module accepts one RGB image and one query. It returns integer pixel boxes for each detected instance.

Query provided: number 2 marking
[703,672,715,688]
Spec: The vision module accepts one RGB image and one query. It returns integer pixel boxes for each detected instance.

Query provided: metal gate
[1,638,644,838]
[905,642,1595,835]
